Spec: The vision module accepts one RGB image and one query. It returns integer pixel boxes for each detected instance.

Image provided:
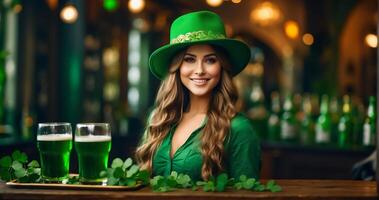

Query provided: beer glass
[37,123,72,183]
[75,123,111,185]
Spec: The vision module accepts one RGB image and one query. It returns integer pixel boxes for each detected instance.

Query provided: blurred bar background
[0,0,377,180]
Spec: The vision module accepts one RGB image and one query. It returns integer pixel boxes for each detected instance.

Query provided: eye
[205,57,218,64]
[183,56,196,63]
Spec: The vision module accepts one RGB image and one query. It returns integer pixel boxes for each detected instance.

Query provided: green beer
[75,135,111,184]
[37,134,72,182]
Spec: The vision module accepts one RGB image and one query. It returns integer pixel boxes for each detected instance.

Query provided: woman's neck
[187,94,210,114]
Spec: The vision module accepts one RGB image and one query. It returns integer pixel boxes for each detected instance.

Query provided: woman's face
[179,44,221,98]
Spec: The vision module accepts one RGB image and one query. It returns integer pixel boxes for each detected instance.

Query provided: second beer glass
[75,123,111,185]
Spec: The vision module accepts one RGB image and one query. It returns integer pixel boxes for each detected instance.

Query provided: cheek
[179,65,192,77]
[208,64,221,79]
[179,66,191,86]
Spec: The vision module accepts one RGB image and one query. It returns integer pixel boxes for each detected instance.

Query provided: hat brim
[149,39,251,80]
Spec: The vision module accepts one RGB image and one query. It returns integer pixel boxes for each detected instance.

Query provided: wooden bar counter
[0,179,377,200]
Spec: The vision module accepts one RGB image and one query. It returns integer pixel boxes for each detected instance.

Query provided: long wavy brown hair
[135,45,239,180]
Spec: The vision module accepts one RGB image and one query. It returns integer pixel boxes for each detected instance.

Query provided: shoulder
[229,113,258,142]
[230,113,253,132]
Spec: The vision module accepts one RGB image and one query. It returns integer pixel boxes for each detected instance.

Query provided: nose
[194,61,205,75]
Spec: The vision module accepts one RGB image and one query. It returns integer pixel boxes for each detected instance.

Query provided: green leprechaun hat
[148,10,251,80]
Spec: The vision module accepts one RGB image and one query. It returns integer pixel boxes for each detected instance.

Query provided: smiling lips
[190,78,211,86]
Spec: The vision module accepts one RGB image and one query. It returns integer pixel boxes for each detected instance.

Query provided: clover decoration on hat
[148,11,251,80]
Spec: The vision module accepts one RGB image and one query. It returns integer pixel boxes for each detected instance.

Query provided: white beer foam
[37,134,72,141]
[75,135,111,142]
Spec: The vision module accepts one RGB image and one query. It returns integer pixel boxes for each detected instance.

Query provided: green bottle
[300,94,315,145]
[280,94,297,142]
[293,93,303,122]
[268,91,281,141]
[352,100,365,147]
[0,59,5,123]
[338,95,354,148]
[329,96,341,145]
[0,3,6,123]
[247,82,268,140]
[362,96,376,147]
[315,95,332,144]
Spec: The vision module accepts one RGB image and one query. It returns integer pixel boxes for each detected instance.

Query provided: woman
[136,11,260,181]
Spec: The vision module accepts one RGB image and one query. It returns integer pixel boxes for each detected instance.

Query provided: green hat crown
[169,11,226,44]
[149,11,251,80]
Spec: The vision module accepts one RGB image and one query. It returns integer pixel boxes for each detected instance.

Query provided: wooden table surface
[0,179,377,200]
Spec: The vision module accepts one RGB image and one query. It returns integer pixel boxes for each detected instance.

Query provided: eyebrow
[184,53,217,58]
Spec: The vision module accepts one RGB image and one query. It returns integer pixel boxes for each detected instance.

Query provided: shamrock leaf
[239,175,247,182]
[14,168,27,178]
[234,182,242,190]
[0,156,12,168]
[126,179,137,187]
[266,180,282,192]
[99,170,108,178]
[0,168,12,181]
[216,173,228,192]
[126,165,139,178]
[107,177,119,185]
[27,160,40,168]
[12,151,27,164]
[242,178,256,190]
[177,174,191,188]
[136,170,150,184]
[255,184,265,192]
[203,181,215,192]
[0,151,42,183]
[111,158,123,169]
[170,171,178,179]
[113,167,124,179]
[11,161,23,170]
[122,158,133,170]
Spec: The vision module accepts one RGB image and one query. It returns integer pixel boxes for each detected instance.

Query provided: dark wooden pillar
[58,0,85,125]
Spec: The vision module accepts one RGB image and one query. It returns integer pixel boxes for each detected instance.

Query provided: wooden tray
[6,180,144,191]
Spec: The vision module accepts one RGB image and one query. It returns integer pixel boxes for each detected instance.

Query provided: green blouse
[152,113,261,181]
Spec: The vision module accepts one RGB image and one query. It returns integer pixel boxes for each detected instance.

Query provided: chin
[188,88,212,97]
